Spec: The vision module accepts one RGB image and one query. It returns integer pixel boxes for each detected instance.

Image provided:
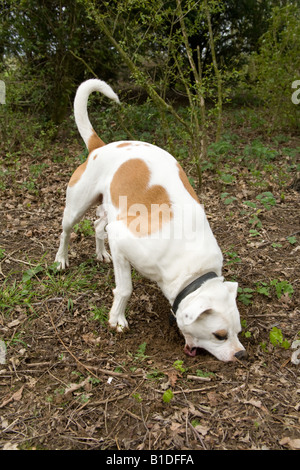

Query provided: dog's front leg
[108,251,132,332]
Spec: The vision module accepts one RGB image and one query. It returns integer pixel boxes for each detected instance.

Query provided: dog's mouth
[184,344,202,357]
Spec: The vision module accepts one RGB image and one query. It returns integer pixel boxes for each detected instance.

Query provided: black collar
[172,272,218,315]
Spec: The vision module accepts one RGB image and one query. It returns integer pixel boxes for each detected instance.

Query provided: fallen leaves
[279,437,300,450]
[0,385,24,409]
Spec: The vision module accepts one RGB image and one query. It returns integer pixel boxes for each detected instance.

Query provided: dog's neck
[172,271,219,315]
[158,267,222,306]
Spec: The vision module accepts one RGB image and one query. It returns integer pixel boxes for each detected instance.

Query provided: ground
[0,114,299,450]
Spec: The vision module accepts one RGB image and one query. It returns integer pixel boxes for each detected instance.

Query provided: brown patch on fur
[116,142,132,148]
[68,130,105,187]
[214,329,228,339]
[177,163,199,203]
[110,158,173,236]
[68,158,89,188]
[88,129,105,153]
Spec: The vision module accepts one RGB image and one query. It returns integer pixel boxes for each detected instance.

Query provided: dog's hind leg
[108,241,132,332]
[55,206,80,270]
[94,205,111,263]
[55,186,94,270]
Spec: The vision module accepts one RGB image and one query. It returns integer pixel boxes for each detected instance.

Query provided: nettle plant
[243,191,277,238]
[238,278,293,307]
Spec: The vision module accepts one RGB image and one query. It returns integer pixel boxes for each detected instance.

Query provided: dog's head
[176,278,246,362]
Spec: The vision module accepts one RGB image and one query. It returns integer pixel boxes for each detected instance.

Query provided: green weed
[133,342,149,362]
[270,279,293,299]
[196,369,215,379]
[90,305,108,325]
[238,287,254,306]
[162,389,174,403]
[221,192,237,205]
[241,319,252,339]
[173,360,187,374]
[269,327,290,349]
[74,219,95,237]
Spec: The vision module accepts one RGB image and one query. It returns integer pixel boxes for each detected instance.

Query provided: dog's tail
[74,79,120,153]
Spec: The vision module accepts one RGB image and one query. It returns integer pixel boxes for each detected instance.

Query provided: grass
[0,259,105,318]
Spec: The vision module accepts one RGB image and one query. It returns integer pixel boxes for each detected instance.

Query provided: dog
[55,79,246,362]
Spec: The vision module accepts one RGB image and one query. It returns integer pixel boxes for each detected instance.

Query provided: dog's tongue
[184,344,198,357]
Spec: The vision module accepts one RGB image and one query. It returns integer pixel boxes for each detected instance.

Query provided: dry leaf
[194,424,209,436]
[170,422,182,433]
[3,442,19,450]
[64,376,91,395]
[166,370,180,387]
[280,437,300,450]
[0,385,24,408]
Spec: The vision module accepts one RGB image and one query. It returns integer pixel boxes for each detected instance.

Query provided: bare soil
[0,127,299,450]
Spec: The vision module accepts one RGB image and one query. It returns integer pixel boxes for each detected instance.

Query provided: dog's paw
[54,255,69,271]
[108,317,129,332]
[96,249,112,263]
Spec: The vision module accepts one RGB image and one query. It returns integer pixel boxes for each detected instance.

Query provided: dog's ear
[180,300,212,326]
[224,281,238,298]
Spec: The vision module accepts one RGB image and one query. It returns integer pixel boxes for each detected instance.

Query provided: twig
[4,254,33,266]
[187,374,211,382]
[188,422,207,450]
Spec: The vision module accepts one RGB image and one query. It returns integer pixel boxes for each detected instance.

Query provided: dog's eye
[213,330,228,341]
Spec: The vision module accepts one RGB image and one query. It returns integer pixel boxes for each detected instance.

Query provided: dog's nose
[234,349,248,360]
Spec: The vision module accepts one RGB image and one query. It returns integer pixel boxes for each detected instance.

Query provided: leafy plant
[241,319,252,339]
[269,327,290,349]
[74,219,94,237]
[134,342,149,362]
[270,279,293,299]
[162,389,174,403]
[225,250,241,265]
[287,236,297,245]
[22,265,44,283]
[196,369,215,379]
[256,192,276,210]
[221,192,237,205]
[90,305,108,325]
[256,282,271,297]
[132,392,143,403]
[173,360,187,374]
[238,287,254,306]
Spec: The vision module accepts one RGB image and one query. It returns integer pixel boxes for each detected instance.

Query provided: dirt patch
[0,134,299,450]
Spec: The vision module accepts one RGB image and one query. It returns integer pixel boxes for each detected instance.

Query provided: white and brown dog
[55,79,246,362]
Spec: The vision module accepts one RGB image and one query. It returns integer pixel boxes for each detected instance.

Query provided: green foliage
[255,192,276,210]
[238,287,254,306]
[1,0,119,124]
[196,369,215,379]
[134,342,149,362]
[91,306,108,325]
[269,327,290,349]
[247,4,300,128]
[162,389,174,403]
[172,360,187,374]
[270,279,294,299]
[74,219,95,237]
[0,260,101,317]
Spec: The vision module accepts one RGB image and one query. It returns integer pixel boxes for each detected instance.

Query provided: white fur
[55,79,246,362]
